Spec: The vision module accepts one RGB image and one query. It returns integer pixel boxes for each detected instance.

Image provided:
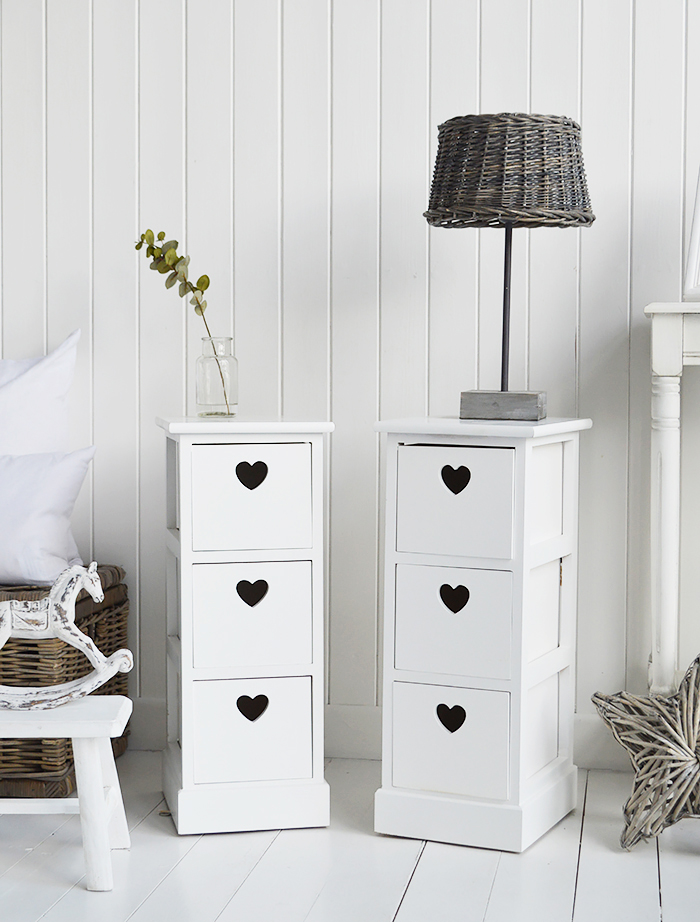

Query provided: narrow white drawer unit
[158,418,333,835]
[374,416,591,852]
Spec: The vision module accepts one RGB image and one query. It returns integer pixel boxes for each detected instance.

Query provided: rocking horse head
[50,561,104,608]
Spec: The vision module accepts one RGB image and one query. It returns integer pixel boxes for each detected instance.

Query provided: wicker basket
[0,565,129,797]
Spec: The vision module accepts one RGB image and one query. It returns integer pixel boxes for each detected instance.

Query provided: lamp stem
[501,222,513,392]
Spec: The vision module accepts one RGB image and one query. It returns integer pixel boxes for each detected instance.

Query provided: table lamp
[424,113,595,420]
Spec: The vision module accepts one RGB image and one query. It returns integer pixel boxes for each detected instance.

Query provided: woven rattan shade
[424,113,595,229]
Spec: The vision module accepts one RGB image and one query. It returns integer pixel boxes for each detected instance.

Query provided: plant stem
[200,310,232,415]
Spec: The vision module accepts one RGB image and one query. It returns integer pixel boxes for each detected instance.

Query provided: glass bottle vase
[196,337,238,417]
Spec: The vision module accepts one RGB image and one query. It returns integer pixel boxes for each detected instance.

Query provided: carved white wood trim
[649,375,681,696]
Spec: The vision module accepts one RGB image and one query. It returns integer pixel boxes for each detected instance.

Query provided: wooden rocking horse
[0,561,133,710]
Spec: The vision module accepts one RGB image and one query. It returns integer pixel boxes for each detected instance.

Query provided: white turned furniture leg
[98,737,130,849]
[72,736,113,891]
[650,375,681,696]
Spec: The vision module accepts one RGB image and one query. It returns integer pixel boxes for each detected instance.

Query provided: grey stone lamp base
[459,390,547,421]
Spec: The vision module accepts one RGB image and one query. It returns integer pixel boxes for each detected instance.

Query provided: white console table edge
[644,302,700,695]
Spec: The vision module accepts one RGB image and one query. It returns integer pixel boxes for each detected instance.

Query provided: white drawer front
[191,442,312,551]
[192,561,312,669]
[396,445,514,559]
[392,681,510,800]
[394,564,512,679]
[193,676,312,784]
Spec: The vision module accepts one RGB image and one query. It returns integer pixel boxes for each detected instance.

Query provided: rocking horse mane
[51,563,89,593]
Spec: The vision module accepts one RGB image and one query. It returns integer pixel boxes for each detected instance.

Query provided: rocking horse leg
[54,620,109,674]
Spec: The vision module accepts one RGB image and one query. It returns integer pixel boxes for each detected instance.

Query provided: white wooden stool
[0,695,133,890]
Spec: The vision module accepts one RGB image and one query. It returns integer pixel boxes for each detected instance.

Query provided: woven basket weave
[424,113,595,229]
[0,565,129,797]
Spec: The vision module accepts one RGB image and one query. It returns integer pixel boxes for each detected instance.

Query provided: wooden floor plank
[2,756,698,922]
[393,840,499,922]
[573,771,661,922]
[215,759,423,922]
[656,814,700,922]
[483,770,587,922]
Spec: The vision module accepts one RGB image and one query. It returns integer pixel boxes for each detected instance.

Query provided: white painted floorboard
[1,752,697,921]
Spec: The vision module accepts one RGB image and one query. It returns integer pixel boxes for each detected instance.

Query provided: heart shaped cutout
[436,703,466,733]
[236,460,268,490]
[439,583,470,613]
[236,579,269,607]
[236,694,269,722]
[441,465,471,495]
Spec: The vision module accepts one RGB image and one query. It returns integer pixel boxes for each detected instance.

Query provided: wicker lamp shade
[424,113,595,230]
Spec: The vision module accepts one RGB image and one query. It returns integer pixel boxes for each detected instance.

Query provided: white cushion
[0,447,96,585]
[0,330,80,454]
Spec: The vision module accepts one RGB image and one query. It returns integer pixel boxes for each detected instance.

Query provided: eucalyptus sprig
[136,228,230,413]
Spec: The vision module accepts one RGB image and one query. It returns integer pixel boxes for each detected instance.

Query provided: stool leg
[72,737,113,891]
[98,737,130,849]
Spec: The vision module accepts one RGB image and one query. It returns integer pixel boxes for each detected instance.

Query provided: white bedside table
[373,416,591,852]
[157,418,333,834]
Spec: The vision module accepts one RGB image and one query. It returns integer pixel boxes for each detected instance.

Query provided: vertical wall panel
[427,0,480,418]
[186,0,234,414]
[1,0,46,358]
[233,0,281,419]
[92,0,139,667]
[478,0,530,391]
[380,0,430,419]
[281,0,330,420]
[46,0,93,555]
[628,0,686,692]
[138,0,186,733]
[329,0,380,707]
[680,0,700,675]
[528,0,580,418]
[578,0,632,708]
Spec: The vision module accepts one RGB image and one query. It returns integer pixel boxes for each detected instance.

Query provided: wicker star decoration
[592,654,700,849]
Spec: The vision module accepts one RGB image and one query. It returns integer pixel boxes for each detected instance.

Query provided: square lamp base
[459,390,547,421]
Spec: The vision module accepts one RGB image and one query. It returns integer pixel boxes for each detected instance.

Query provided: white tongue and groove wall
[0,0,697,768]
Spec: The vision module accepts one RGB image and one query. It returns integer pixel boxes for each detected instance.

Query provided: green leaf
[162,240,178,253]
[165,271,178,289]
[190,295,198,306]
[157,231,165,240]
[144,229,154,246]
[179,281,188,297]
[135,241,143,250]
[164,247,178,267]
[194,303,204,315]
[150,257,163,270]
[157,260,171,274]
[146,245,155,258]
[196,275,210,291]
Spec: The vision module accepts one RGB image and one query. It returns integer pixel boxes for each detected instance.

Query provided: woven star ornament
[592,654,700,849]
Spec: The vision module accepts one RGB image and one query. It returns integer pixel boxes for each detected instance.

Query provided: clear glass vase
[196,337,238,417]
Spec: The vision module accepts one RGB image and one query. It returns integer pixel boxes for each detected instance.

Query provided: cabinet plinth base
[165,776,330,835]
[374,766,577,853]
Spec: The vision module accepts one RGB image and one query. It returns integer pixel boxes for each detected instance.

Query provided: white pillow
[0,330,80,454]
[0,446,95,585]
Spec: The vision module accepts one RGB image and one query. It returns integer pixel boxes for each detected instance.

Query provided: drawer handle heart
[236,461,268,490]
[436,703,466,733]
[236,579,269,607]
[439,584,470,613]
[441,465,471,494]
[237,694,269,721]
